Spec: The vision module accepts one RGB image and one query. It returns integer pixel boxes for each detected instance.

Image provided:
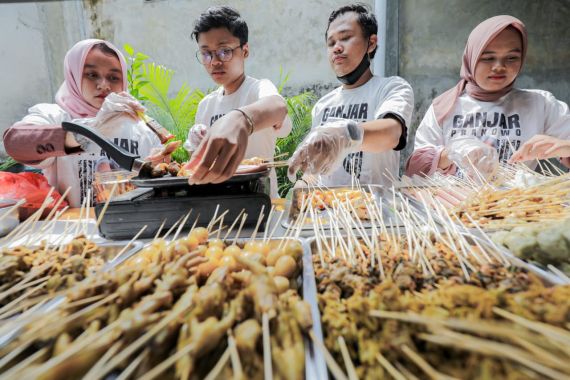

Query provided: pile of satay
[1,165,569,380]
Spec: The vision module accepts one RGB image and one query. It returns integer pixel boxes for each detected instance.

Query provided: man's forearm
[360,118,403,152]
[241,95,288,133]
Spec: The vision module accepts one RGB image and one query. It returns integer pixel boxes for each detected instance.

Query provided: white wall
[0,0,374,156]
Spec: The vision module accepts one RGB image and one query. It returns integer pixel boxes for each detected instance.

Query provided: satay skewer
[95,183,117,229]
[0,346,48,379]
[251,205,266,240]
[203,346,231,380]
[376,352,407,380]
[262,312,273,380]
[40,186,71,231]
[233,213,248,245]
[227,331,244,380]
[116,348,149,380]
[223,209,246,241]
[162,215,184,240]
[338,336,358,380]
[419,329,569,379]
[262,205,275,242]
[0,187,55,246]
[98,287,197,377]
[110,225,147,262]
[24,317,123,378]
[493,308,570,347]
[309,330,348,380]
[82,341,122,380]
[172,210,193,241]
[0,276,49,313]
[154,219,167,240]
[401,344,459,380]
[186,213,201,239]
[207,204,221,233]
[0,199,25,225]
[266,210,284,242]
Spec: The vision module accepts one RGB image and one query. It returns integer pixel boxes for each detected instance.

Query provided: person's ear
[242,43,249,58]
[368,34,378,54]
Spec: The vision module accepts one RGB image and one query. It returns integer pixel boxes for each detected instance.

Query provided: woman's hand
[145,140,181,165]
[509,135,570,163]
[446,137,499,180]
[437,148,453,170]
[94,92,146,129]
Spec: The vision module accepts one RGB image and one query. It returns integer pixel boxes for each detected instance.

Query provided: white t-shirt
[21,103,161,207]
[311,75,414,186]
[414,89,570,166]
[185,76,292,197]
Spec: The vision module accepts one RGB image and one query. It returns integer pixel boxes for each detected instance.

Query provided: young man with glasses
[288,4,414,187]
[183,6,291,196]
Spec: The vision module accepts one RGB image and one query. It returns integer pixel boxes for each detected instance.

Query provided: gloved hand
[183,124,208,153]
[288,118,363,182]
[145,140,182,165]
[447,136,499,181]
[93,92,146,135]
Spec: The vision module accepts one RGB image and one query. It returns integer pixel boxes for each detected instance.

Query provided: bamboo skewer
[0,346,48,379]
[116,348,149,380]
[110,225,147,262]
[233,213,248,245]
[419,329,568,379]
[227,331,243,379]
[309,330,348,380]
[262,205,275,242]
[203,347,231,380]
[376,352,407,380]
[98,287,196,377]
[223,209,246,241]
[401,344,459,380]
[83,340,122,380]
[251,205,266,240]
[338,336,358,380]
[262,312,273,380]
[172,210,193,241]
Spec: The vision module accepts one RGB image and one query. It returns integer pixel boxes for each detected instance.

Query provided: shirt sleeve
[311,102,321,129]
[256,79,281,99]
[405,105,454,176]
[374,77,414,128]
[255,79,291,136]
[3,104,71,166]
[275,114,293,138]
[543,91,570,139]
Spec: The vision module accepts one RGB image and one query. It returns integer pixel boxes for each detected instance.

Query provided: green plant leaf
[123,43,134,56]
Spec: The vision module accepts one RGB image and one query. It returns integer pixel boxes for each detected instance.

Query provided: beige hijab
[432,15,527,126]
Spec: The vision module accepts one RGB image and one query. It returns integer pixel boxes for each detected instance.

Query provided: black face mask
[337,49,370,85]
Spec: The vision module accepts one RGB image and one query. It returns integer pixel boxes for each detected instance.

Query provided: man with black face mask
[288,4,414,187]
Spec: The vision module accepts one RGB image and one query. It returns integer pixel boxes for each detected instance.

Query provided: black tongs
[62,121,154,178]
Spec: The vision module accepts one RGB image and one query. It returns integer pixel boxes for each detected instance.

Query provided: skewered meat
[1,236,309,380]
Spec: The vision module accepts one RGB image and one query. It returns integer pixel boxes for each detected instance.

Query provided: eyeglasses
[195,46,243,65]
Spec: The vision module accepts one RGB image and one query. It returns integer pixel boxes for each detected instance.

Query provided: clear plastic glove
[145,140,181,165]
[447,136,499,181]
[183,124,208,153]
[93,92,146,135]
[287,118,363,182]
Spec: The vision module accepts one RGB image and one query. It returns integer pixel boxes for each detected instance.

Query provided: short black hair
[191,6,248,45]
[326,3,378,58]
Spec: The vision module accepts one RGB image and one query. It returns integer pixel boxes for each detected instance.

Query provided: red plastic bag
[0,172,68,220]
